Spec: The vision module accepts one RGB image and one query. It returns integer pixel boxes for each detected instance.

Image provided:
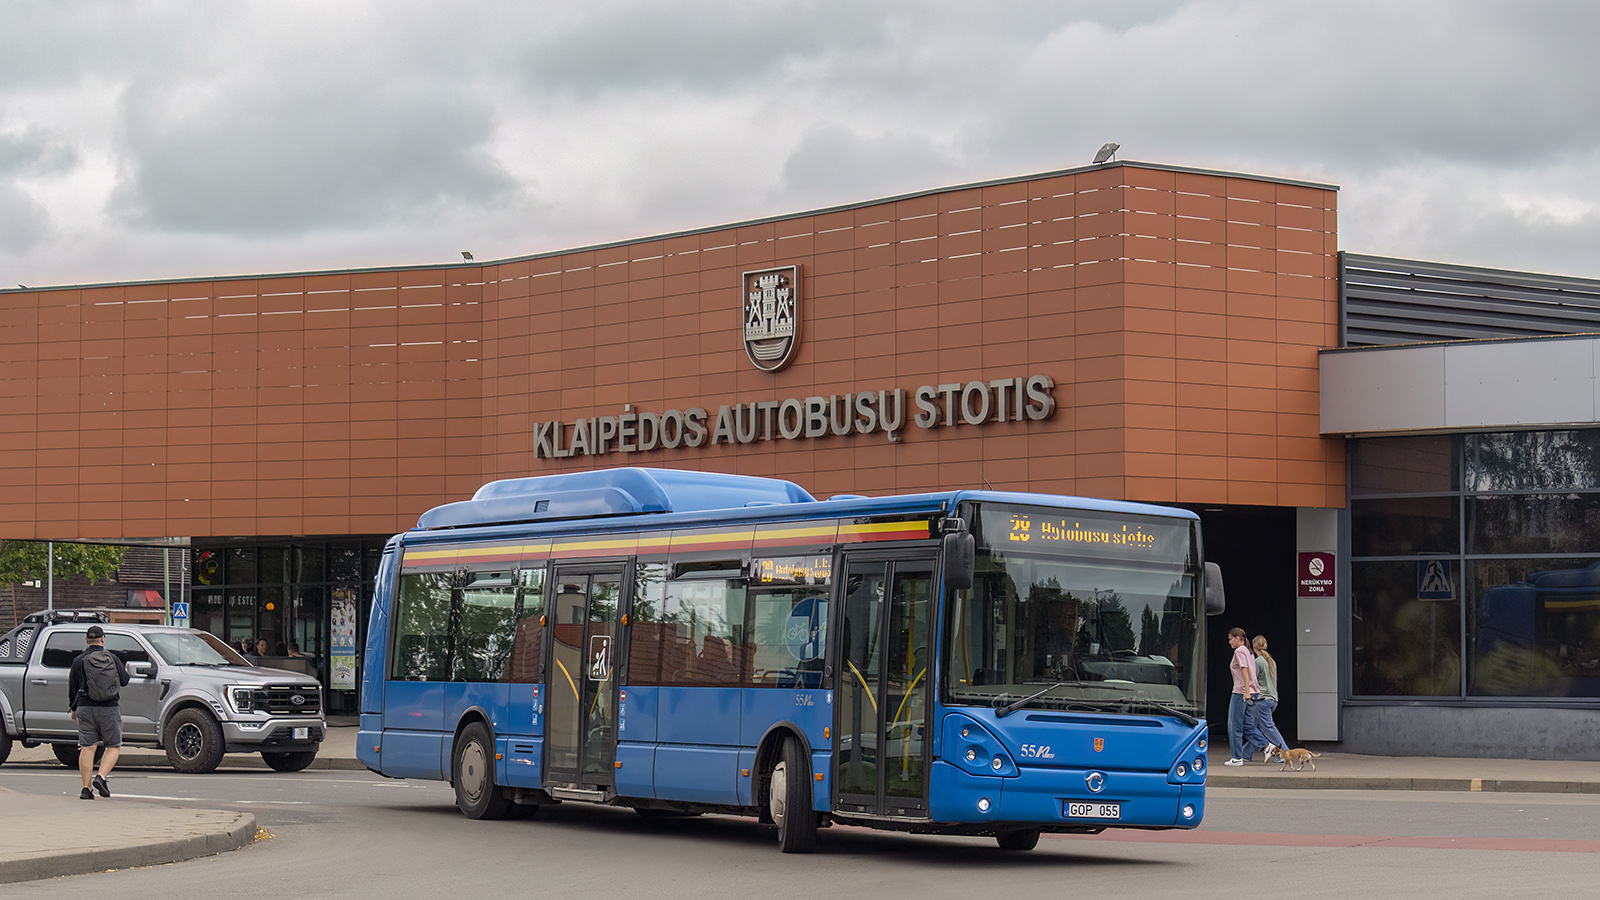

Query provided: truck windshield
[147,631,249,667]
[943,502,1204,718]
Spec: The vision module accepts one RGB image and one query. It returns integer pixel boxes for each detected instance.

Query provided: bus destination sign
[756,556,832,586]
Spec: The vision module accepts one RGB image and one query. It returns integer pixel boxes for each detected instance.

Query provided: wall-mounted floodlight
[461,251,475,261]
[1093,143,1120,164]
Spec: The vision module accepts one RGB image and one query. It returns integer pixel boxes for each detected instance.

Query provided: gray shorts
[77,705,123,748]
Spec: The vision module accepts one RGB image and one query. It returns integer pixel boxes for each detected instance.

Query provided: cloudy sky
[3,0,1598,289]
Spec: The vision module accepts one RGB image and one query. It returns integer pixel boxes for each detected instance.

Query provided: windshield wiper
[994,682,1069,718]
[991,682,1200,726]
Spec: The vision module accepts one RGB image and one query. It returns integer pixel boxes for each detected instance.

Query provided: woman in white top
[1251,635,1287,762]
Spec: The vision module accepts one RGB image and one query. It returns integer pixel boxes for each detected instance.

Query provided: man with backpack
[68,625,130,800]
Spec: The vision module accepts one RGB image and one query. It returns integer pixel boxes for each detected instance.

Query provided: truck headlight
[229,687,259,712]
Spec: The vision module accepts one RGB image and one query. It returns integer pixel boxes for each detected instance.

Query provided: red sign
[1297,552,1336,598]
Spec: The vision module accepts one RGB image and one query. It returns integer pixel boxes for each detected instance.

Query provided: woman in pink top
[1224,627,1261,766]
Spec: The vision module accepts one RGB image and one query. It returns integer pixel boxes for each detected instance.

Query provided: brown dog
[1278,748,1321,771]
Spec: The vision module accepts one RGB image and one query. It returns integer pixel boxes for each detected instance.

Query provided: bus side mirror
[1204,561,1226,615]
[944,532,975,591]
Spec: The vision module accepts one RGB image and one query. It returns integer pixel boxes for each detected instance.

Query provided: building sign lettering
[532,374,1056,459]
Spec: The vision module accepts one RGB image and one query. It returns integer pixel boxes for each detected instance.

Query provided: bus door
[544,567,625,791]
[833,553,934,818]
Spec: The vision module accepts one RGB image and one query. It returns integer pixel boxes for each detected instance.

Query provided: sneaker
[1224,758,1245,767]
[92,774,110,798]
[1263,744,1278,764]
[80,787,95,800]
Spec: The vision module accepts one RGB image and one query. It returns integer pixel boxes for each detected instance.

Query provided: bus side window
[746,588,827,688]
[505,567,546,684]
[626,562,668,686]
[658,577,746,686]
[392,572,453,681]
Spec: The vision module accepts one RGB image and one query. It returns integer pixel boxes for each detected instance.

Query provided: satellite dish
[1093,142,1120,164]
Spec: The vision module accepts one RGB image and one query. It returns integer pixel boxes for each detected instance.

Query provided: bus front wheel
[453,722,512,820]
[769,736,817,853]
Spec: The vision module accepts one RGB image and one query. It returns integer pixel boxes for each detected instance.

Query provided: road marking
[116,792,312,805]
[1055,829,1600,854]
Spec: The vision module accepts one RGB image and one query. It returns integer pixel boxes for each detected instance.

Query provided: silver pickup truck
[0,616,325,773]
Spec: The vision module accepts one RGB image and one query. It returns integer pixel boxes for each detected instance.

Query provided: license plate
[1066,801,1120,820]
[293,727,309,740]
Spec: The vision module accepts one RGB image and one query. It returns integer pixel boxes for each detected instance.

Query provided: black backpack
[82,648,121,702]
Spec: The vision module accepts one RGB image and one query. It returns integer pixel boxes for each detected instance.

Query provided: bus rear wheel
[996,828,1041,851]
[453,721,512,820]
[769,736,817,853]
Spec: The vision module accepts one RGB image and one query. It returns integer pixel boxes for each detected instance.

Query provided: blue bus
[358,468,1225,852]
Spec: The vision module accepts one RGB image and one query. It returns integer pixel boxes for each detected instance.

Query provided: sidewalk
[5,724,1600,884]
[1205,747,1600,793]
[0,787,256,884]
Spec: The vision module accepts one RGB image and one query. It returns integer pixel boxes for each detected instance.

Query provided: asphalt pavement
[3,721,1598,884]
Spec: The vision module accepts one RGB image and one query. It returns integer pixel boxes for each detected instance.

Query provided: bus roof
[409,467,1198,538]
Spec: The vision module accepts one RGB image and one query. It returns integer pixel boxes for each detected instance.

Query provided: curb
[0,809,257,885]
[1209,775,1600,794]
[6,751,367,773]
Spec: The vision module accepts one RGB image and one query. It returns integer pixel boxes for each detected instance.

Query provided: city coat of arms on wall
[743,266,800,372]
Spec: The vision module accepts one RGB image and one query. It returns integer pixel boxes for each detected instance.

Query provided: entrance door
[834,554,934,818]
[544,568,624,790]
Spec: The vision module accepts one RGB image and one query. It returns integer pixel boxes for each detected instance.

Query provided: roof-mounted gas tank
[415,467,817,530]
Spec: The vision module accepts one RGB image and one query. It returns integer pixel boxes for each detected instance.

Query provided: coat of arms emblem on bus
[743,265,801,372]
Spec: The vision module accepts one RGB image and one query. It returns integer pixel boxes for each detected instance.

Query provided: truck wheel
[164,708,226,773]
[262,750,318,772]
[769,736,817,853]
[53,742,102,769]
[453,721,512,819]
[0,729,12,766]
[996,828,1041,851]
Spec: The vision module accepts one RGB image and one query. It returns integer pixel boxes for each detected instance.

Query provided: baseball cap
[85,625,105,640]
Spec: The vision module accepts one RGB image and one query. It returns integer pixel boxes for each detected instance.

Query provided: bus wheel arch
[753,723,812,824]
[452,717,512,820]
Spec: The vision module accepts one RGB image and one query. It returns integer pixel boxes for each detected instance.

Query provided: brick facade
[0,162,1343,541]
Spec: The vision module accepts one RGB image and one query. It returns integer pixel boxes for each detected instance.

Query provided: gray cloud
[4,1,1600,284]
[112,70,519,236]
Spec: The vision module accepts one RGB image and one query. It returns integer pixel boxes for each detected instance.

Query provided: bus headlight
[966,748,978,762]
[1182,804,1196,820]
[991,756,1004,771]
[977,797,991,813]
[1175,762,1188,778]
[1194,757,1205,774]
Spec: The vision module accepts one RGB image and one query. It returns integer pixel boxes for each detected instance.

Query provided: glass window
[260,547,290,584]
[330,544,363,583]
[147,631,247,666]
[454,572,517,683]
[1465,431,1600,492]
[40,632,85,669]
[746,587,828,688]
[656,578,747,685]
[627,563,668,685]
[1351,496,1459,556]
[102,633,151,665]
[1351,560,1461,696]
[228,547,257,584]
[1469,558,1600,698]
[1351,435,1458,495]
[194,589,224,636]
[295,546,326,584]
[391,572,453,681]
[505,567,546,684]
[1467,494,1600,555]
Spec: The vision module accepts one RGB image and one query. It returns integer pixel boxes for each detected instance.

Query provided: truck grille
[255,685,322,715]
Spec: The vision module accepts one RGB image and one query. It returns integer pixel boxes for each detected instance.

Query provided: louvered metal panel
[1341,253,1600,347]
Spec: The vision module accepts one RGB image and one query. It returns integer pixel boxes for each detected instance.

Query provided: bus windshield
[943,502,1203,718]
